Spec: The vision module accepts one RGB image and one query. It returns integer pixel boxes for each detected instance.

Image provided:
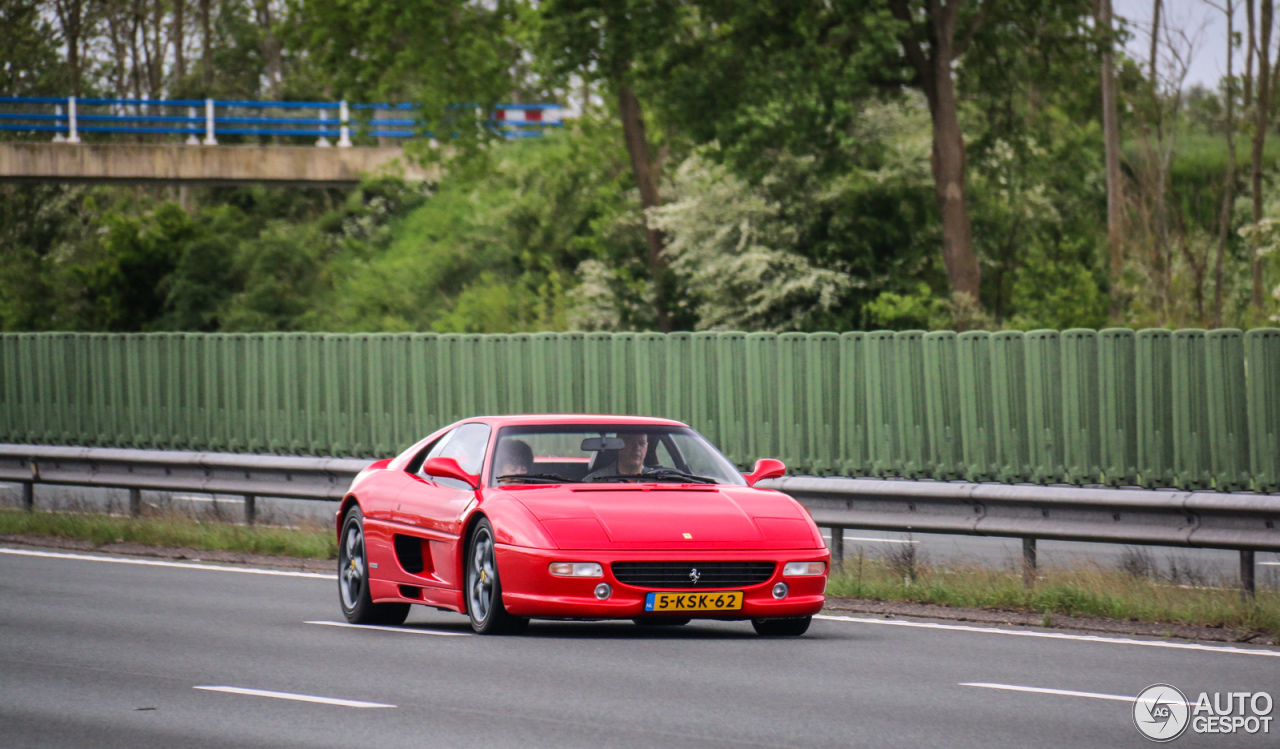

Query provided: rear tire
[751,616,811,637]
[632,617,692,627]
[466,518,528,635]
[339,506,410,626]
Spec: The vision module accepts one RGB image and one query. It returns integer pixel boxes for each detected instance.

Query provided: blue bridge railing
[0,97,564,145]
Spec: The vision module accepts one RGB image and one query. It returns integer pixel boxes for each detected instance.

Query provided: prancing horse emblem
[689,568,701,585]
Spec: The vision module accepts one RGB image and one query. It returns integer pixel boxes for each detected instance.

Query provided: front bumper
[496,545,828,619]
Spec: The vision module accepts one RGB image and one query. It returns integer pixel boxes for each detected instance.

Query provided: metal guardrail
[758,476,1280,597]
[0,97,564,144]
[2,444,1276,596]
[760,477,1280,551]
[0,444,369,524]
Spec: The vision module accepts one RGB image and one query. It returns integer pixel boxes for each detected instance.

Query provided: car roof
[468,414,688,428]
[388,413,695,471]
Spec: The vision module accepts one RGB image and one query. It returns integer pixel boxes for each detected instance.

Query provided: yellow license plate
[644,591,743,612]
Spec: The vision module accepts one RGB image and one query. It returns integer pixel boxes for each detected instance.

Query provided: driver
[583,432,650,481]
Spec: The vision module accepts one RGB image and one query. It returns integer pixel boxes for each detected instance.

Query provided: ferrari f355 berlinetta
[336,415,829,635]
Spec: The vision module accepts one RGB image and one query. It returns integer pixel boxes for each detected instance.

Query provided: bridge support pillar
[338,101,351,147]
[203,99,217,146]
[186,107,200,145]
[66,97,79,144]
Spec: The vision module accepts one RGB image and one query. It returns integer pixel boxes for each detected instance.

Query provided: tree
[1127,0,1197,322]
[539,0,683,331]
[657,1,1099,320]
[172,0,186,81]
[0,184,74,330]
[252,0,284,99]
[51,0,95,97]
[0,0,64,96]
[1210,0,1239,326]
[648,153,857,330]
[292,0,519,120]
[199,0,212,91]
[1249,0,1276,311]
[1096,0,1125,321]
[68,203,192,331]
[886,0,984,305]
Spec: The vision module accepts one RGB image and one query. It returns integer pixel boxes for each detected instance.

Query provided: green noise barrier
[2,328,1279,492]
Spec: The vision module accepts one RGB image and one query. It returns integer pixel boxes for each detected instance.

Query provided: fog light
[772,582,789,599]
[594,583,612,600]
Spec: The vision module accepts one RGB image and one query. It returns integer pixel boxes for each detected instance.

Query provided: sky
[1114,0,1232,89]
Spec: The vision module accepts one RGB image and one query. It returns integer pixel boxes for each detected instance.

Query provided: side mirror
[744,458,786,487]
[423,457,479,490]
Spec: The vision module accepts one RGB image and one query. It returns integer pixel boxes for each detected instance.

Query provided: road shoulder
[824,596,1278,647]
[0,532,333,573]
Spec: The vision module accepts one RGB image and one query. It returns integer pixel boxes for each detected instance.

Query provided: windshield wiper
[586,469,718,485]
[496,472,568,484]
[583,473,647,483]
[644,467,719,484]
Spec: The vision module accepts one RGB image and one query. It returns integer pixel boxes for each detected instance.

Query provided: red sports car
[336,415,829,636]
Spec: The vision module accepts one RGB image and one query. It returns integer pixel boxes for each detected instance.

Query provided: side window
[654,436,688,472]
[426,423,491,490]
[440,423,491,474]
[425,431,454,461]
[411,430,455,478]
[655,439,676,468]
[669,434,719,478]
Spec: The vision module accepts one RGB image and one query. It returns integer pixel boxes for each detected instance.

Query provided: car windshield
[489,424,746,487]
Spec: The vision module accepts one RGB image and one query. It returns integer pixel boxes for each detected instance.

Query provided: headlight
[783,561,826,577]
[548,562,604,577]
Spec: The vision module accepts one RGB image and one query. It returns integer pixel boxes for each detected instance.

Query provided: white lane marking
[961,682,1193,705]
[305,620,469,637]
[1261,562,1279,566]
[194,686,393,708]
[815,614,1280,657]
[0,547,333,579]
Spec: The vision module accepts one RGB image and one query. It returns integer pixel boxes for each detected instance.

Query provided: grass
[828,545,1280,638]
[0,508,337,560]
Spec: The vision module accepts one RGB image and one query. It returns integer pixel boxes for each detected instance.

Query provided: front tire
[751,616,811,637]
[339,506,410,626]
[466,518,528,635]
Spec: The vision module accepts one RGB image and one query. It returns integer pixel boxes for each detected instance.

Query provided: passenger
[494,439,534,484]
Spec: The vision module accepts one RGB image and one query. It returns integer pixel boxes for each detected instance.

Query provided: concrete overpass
[0,142,434,186]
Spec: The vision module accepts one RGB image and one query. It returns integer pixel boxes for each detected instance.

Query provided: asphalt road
[2,547,1277,748]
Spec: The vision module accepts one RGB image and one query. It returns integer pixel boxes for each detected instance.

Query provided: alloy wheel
[340,522,365,611]
[469,527,496,623]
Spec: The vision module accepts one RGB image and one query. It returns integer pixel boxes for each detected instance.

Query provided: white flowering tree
[648,154,856,331]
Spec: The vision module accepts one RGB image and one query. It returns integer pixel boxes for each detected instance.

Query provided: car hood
[509,485,822,550]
